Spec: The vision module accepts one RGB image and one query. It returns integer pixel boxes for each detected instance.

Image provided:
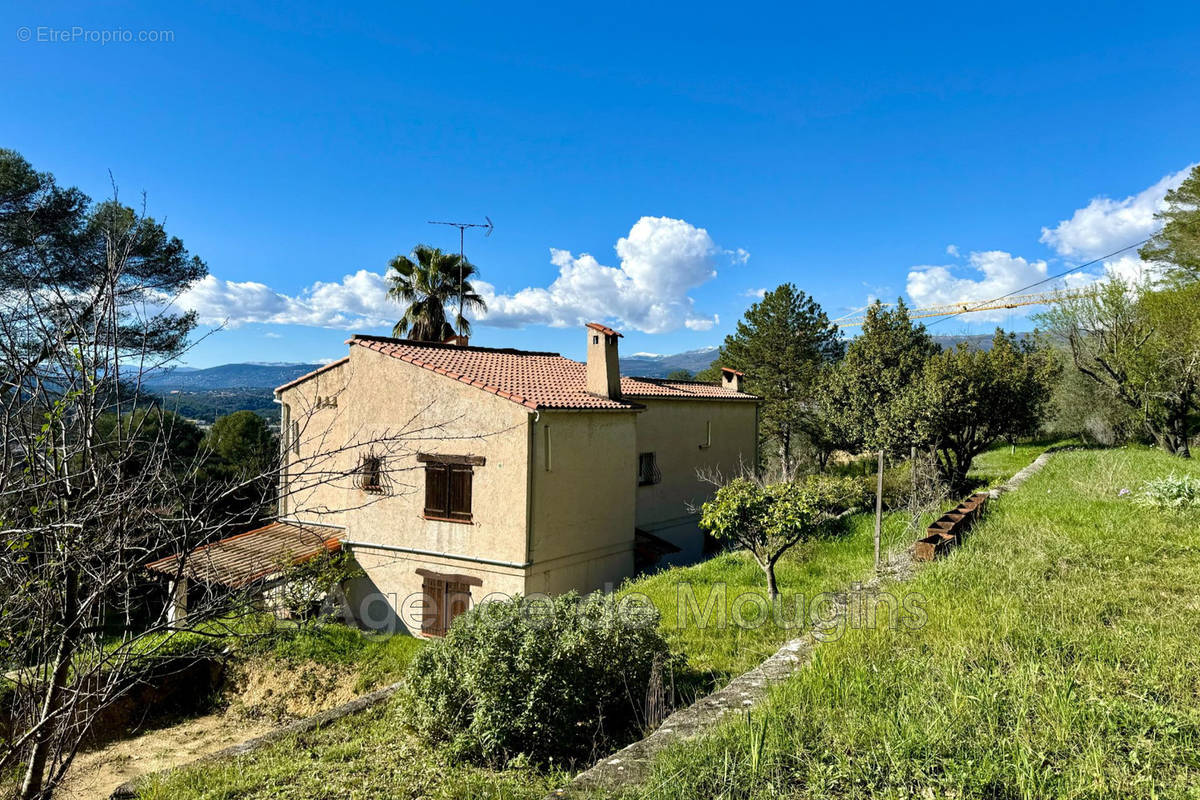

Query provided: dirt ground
[58,656,360,799]
[58,711,274,799]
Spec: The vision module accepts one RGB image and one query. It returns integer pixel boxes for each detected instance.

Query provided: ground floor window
[416,568,482,636]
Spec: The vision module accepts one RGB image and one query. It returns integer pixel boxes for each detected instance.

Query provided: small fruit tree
[699,474,863,599]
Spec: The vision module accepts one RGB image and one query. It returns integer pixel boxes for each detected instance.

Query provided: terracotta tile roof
[145,520,342,588]
[585,322,623,337]
[303,335,757,411]
[274,357,349,393]
[720,367,745,376]
[620,377,756,400]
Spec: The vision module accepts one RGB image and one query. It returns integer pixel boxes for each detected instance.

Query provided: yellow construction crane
[833,286,1092,327]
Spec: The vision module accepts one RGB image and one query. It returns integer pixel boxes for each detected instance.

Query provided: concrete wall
[526,409,639,594]
[276,345,758,631]
[633,398,758,565]
[277,346,533,631]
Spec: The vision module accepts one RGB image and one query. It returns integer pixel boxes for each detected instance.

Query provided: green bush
[403,591,673,766]
[1134,472,1199,510]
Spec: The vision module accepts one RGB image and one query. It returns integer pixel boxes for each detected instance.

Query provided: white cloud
[180,270,394,330]
[945,244,960,258]
[178,216,737,336]
[741,287,767,299]
[907,250,1051,315]
[476,216,731,333]
[1039,165,1195,259]
[263,331,282,339]
[903,164,1195,317]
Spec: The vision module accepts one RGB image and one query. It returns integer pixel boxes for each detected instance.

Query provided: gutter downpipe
[525,409,538,571]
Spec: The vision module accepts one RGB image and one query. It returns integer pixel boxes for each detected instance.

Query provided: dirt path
[59,712,274,800]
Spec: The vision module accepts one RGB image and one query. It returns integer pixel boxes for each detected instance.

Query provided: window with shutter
[418,453,483,523]
[417,569,482,637]
[424,464,449,517]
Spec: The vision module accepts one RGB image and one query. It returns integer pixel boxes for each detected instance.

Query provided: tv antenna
[428,216,494,336]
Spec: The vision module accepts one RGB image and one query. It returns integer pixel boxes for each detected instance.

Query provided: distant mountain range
[146,334,1029,395]
[142,362,327,390]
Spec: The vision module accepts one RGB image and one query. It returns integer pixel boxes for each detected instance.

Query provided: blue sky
[3,1,1198,366]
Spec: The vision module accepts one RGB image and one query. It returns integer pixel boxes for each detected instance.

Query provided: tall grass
[630,447,1200,799]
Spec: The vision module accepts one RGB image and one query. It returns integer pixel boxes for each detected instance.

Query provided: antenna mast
[427,216,494,336]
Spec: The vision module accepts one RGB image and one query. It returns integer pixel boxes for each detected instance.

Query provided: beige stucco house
[272,323,758,635]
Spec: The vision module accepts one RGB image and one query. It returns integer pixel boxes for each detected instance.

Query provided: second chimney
[721,367,744,393]
[585,322,622,399]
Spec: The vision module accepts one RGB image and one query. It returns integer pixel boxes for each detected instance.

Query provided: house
[272,323,758,635]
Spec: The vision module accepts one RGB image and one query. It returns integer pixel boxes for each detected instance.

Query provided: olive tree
[698,474,863,599]
[897,330,1058,492]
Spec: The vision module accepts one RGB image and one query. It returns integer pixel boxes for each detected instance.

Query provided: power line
[923,238,1150,328]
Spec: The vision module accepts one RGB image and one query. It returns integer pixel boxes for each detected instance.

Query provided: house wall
[632,398,759,565]
[525,409,639,595]
[277,346,532,633]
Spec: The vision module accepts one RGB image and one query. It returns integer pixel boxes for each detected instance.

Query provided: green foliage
[274,551,363,620]
[1134,472,1200,511]
[821,299,939,454]
[204,410,276,477]
[699,474,865,597]
[1038,278,1200,457]
[403,591,672,766]
[387,244,487,340]
[641,448,1200,800]
[1140,163,1200,284]
[665,368,695,380]
[898,330,1060,490]
[94,407,205,478]
[716,284,843,475]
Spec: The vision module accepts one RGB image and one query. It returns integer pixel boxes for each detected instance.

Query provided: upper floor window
[358,453,383,492]
[638,452,661,486]
[419,453,486,523]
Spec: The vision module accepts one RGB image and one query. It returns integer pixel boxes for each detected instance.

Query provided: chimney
[720,367,744,393]
[442,333,469,347]
[585,322,622,399]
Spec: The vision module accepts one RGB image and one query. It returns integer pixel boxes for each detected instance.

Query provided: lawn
[631,446,1200,799]
[133,439,1055,799]
[620,438,1058,692]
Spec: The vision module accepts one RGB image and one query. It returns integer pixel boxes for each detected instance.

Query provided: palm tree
[387,244,487,341]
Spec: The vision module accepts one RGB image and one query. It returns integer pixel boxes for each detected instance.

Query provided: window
[543,425,552,471]
[419,453,485,522]
[699,420,712,449]
[290,420,300,455]
[358,453,383,492]
[638,452,661,486]
[417,569,482,636]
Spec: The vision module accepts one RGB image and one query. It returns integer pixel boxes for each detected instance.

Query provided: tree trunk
[21,570,80,800]
[763,560,779,601]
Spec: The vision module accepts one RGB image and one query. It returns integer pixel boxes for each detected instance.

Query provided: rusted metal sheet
[145,520,342,588]
[913,491,991,562]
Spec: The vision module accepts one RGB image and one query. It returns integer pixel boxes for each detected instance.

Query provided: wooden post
[874,449,884,571]
[167,578,188,627]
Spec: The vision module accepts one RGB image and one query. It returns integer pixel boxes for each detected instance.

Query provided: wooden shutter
[446,580,472,628]
[424,465,449,517]
[421,574,446,636]
[448,466,473,521]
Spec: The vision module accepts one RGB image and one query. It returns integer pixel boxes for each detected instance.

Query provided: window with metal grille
[419,453,485,522]
[358,453,383,492]
[638,452,661,486]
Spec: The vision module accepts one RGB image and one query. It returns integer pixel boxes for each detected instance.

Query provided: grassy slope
[621,440,1061,692]
[633,446,1200,799]
[136,441,1054,799]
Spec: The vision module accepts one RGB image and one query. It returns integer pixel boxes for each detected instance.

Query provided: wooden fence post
[874,449,884,571]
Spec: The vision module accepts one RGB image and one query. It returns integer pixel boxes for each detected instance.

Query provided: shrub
[402,591,673,766]
[1134,473,1200,510]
